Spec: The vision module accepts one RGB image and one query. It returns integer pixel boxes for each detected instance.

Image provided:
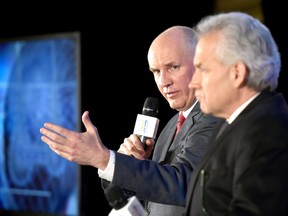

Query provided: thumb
[82,111,95,132]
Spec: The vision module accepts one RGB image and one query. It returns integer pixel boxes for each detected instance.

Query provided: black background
[0,1,286,215]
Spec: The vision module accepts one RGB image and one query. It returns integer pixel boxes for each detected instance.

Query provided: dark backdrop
[0,1,286,215]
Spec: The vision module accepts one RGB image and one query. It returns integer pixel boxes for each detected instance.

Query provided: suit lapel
[158,102,201,162]
[178,103,201,139]
[152,114,177,162]
[185,119,225,208]
[157,115,178,162]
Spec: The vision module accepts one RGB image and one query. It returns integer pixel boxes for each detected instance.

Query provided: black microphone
[104,183,145,216]
[133,97,160,149]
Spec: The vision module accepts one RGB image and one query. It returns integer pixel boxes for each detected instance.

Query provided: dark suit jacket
[185,91,288,216]
[107,102,220,216]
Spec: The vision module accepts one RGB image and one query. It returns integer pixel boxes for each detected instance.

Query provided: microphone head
[104,184,128,210]
[142,97,159,117]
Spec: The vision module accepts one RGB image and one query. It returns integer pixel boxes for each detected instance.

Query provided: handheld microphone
[133,97,160,149]
[104,183,145,216]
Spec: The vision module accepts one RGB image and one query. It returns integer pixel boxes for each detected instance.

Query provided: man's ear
[231,61,248,88]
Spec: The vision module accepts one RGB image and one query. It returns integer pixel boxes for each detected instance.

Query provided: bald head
[148,26,197,62]
[147,25,198,111]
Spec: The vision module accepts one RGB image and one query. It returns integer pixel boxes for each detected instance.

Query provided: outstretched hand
[40,111,110,170]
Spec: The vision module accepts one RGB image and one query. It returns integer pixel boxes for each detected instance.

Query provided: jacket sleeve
[111,114,220,206]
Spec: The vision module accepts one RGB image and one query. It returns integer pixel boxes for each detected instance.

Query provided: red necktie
[175,111,185,138]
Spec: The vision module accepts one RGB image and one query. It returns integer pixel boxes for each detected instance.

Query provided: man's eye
[196,67,205,73]
[170,65,179,71]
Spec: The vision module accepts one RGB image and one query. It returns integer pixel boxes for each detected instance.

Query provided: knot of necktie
[175,111,185,138]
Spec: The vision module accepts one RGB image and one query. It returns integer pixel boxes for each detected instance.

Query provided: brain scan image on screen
[0,32,80,216]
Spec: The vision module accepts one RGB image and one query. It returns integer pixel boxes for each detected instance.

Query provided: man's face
[190,32,235,119]
[148,37,196,111]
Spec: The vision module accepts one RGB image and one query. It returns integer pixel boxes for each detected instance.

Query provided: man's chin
[169,102,178,110]
[199,104,208,113]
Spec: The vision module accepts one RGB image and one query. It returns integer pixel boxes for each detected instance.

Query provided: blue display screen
[0,32,81,216]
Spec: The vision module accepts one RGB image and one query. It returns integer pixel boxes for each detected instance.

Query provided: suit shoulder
[196,111,222,125]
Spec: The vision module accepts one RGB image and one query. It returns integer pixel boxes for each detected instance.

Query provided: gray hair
[194,12,281,91]
[178,26,198,55]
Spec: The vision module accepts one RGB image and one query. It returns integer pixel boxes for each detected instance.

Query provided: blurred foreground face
[191,32,236,119]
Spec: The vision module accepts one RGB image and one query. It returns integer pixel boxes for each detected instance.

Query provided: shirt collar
[227,92,260,124]
[182,100,198,118]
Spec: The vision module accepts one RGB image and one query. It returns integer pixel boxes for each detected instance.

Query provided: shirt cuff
[98,150,115,182]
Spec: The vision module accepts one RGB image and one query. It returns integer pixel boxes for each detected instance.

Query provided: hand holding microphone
[117,97,159,158]
[133,97,160,150]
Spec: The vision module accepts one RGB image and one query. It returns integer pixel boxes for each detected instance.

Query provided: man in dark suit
[39,26,220,216]
[114,26,220,216]
[185,12,288,215]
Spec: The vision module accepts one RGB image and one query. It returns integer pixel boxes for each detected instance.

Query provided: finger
[118,142,145,159]
[49,146,73,162]
[131,151,145,160]
[145,138,155,148]
[129,135,148,154]
[82,111,97,133]
[123,137,136,150]
[141,138,155,158]
[118,144,132,155]
[41,122,76,140]
[40,127,67,144]
[40,127,72,154]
